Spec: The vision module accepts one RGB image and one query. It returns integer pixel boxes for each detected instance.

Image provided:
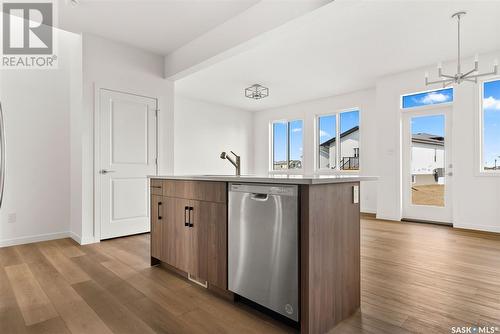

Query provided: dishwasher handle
[250,193,269,202]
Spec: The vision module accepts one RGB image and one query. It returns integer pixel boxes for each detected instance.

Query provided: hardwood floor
[1,217,500,333]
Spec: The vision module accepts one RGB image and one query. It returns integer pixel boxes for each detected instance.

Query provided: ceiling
[176,0,500,111]
[58,0,259,55]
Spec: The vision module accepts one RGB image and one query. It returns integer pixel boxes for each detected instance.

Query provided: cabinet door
[162,197,191,272]
[207,202,227,289]
[151,195,163,260]
[187,200,208,281]
[189,200,227,287]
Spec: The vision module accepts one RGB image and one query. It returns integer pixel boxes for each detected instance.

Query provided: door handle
[250,193,268,202]
[184,206,189,227]
[189,207,194,227]
[158,202,162,220]
[100,169,116,175]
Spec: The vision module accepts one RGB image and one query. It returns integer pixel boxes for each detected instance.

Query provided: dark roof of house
[320,126,359,147]
[411,133,444,146]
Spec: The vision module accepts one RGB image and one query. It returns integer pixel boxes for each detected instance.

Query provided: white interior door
[402,107,452,224]
[99,89,157,239]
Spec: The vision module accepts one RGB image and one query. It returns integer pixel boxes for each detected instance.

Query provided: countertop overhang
[148,174,378,185]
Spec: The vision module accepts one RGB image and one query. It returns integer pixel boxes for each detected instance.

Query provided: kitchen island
[149,175,376,334]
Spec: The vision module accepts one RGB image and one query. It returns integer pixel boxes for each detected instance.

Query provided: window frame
[269,118,304,173]
[315,108,360,174]
[479,76,500,175]
[400,88,454,111]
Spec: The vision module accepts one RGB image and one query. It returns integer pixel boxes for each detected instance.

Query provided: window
[318,115,336,169]
[317,110,360,171]
[272,120,303,171]
[482,79,500,172]
[402,88,453,109]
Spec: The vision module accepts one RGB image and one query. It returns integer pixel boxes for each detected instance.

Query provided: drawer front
[163,180,226,203]
[150,179,163,196]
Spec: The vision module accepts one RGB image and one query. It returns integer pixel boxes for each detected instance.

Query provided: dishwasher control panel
[230,183,297,197]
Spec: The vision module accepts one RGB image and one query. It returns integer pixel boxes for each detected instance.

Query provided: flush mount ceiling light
[425,11,498,87]
[245,84,269,100]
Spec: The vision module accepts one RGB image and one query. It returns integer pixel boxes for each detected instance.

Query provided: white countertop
[149,174,378,185]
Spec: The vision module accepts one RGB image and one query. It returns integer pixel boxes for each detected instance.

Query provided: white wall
[174,96,254,175]
[452,56,500,233]
[253,89,378,214]
[73,34,175,244]
[376,50,500,232]
[0,30,82,246]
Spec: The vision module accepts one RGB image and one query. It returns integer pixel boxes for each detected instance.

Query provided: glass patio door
[402,108,452,224]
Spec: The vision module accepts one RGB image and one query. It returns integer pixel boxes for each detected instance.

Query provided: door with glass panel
[402,108,452,223]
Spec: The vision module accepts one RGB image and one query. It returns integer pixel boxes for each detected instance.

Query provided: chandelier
[425,11,498,87]
[245,84,269,100]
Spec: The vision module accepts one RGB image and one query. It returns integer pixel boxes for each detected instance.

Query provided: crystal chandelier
[245,84,269,100]
[425,11,498,87]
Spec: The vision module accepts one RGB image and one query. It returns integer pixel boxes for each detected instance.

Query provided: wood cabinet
[198,198,227,290]
[151,178,362,333]
[150,180,227,289]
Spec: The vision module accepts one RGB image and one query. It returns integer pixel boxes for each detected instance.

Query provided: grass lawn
[412,184,444,207]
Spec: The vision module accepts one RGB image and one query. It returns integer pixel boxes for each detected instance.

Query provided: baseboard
[453,223,500,234]
[70,232,98,245]
[361,208,377,215]
[0,231,70,248]
[79,236,98,245]
[361,212,376,219]
[375,214,401,222]
[70,232,82,244]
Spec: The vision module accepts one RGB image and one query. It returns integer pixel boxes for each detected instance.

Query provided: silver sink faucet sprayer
[220,151,241,176]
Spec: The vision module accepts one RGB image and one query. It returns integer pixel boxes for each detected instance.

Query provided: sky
[273,120,303,163]
[411,114,445,137]
[402,88,453,109]
[405,89,451,139]
[319,111,359,144]
[483,80,500,168]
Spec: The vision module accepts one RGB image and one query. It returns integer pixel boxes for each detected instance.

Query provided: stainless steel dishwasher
[228,183,299,321]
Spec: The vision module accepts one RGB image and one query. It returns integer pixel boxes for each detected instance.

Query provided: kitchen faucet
[220,151,241,176]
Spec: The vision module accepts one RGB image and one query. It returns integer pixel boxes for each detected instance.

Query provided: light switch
[353,185,359,204]
[8,213,16,224]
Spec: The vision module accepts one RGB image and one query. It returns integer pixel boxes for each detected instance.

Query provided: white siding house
[411,133,445,185]
[319,126,360,170]
[319,127,444,180]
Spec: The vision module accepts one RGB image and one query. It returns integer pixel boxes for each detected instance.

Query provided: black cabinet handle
[158,202,162,220]
[189,207,194,227]
[184,206,189,227]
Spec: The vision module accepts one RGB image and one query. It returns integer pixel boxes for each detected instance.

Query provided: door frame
[401,106,453,224]
[93,84,159,242]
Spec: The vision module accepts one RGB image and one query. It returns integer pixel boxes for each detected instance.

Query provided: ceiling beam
[164,0,332,80]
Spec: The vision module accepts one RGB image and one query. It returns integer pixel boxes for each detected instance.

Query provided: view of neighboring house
[411,133,445,185]
[318,127,444,186]
[320,126,360,170]
[273,160,302,170]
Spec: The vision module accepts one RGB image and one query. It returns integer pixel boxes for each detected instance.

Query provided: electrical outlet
[353,185,359,204]
[8,213,16,224]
